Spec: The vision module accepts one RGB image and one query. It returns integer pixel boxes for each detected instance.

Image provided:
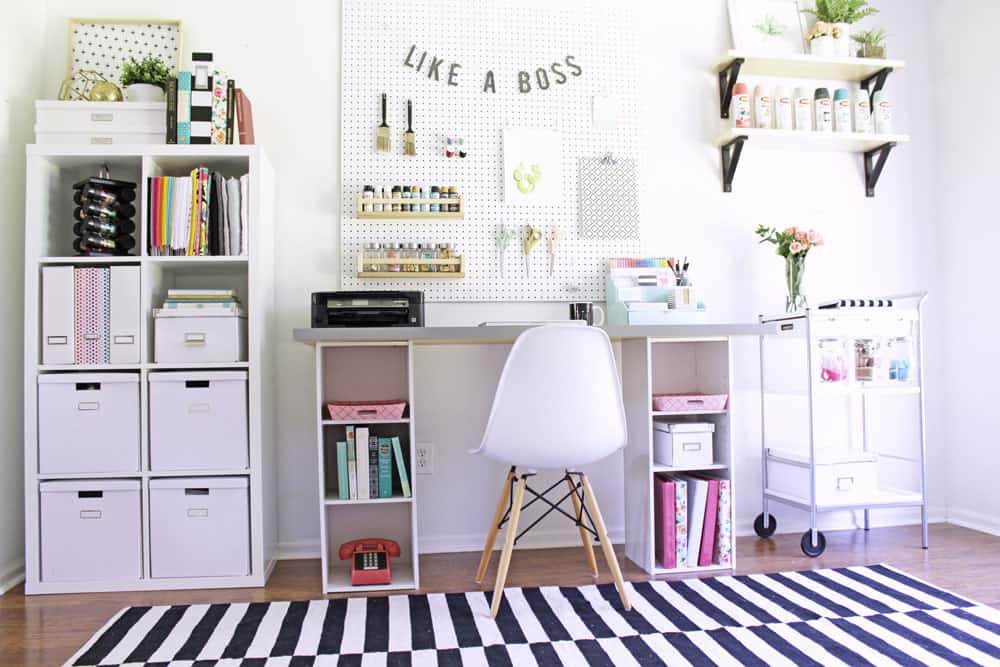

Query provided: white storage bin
[37,373,140,474]
[40,479,142,582]
[154,312,247,364]
[149,371,249,471]
[653,422,715,467]
[767,448,878,506]
[35,100,165,145]
[149,477,250,578]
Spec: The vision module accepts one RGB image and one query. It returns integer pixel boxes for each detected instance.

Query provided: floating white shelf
[714,127,911,153]
[714,50,906,81]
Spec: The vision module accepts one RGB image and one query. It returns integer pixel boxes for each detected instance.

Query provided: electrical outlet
[415,442,433,475]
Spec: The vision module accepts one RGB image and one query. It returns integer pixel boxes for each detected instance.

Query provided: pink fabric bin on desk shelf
[652,393,728,413]
[327,400,408,421]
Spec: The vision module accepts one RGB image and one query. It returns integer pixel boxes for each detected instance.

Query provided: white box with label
[149,476,250,578]
[35,100,165,145]
[653,422,715,468]
[38,373,140,474]
[149,371,249,471]
[767,448,878,506]
[154,311,247,363]
[39,479,142,582]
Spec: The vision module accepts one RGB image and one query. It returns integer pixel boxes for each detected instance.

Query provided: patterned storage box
[652,393,729,413]
[327,400,407,421]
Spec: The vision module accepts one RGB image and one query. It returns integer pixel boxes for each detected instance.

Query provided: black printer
[311,291,424,327]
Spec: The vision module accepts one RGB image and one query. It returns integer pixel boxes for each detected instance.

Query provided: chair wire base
[497,467,599,545]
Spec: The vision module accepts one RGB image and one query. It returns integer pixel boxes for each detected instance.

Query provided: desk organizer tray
[652,393,728,413]
[327,399,407,421]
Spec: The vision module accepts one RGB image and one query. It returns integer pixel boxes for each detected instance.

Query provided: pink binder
[714,479,733,566]
[699,478,720,566]
[654,475,676,569]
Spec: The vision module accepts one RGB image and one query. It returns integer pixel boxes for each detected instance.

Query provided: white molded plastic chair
[470,324,631,616]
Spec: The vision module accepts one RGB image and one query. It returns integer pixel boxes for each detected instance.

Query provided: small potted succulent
[753,14,787,52]
[802,0,880,57]
[805,21,841,58]
[120,55,171,102]
[852,28,888,58]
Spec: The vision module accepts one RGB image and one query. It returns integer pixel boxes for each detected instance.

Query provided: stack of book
[147,169,247,256]
[334,427,411,501]
[164,52,254,145]
[155,289,244,316]
[654,473,732,569]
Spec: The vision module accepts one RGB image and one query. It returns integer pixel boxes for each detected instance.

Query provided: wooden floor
[2,523,998,666]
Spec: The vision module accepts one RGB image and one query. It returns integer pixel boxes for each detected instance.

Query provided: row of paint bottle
[732,83,891,134]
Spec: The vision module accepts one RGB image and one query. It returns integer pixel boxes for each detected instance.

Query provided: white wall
[31,0,947,563]
[928,1,1000,536]
[0,3,46,594]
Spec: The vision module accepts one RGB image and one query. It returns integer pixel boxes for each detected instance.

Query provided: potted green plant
[852,28,888,58]
[805,21,841,58]
[755,225,824,312]
[802,0,879,57]
[753,14,786,52]
[120,55,172,102]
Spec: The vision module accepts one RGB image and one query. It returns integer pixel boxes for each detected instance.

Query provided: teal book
[391,436,411,497]
[368,435,379,498]
[377,438,393,498]
[336,441,349,500]
[177,71,192,144]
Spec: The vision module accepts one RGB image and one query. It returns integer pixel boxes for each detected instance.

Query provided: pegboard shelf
[356,253,464,278]
[356,196,463,220]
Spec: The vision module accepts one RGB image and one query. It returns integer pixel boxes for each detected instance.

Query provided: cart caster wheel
[800,531,827,557]
[754,513,777,538]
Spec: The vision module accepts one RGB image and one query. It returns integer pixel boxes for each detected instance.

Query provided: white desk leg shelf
[315,342,419,594]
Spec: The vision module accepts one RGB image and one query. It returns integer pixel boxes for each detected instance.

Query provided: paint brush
[403,100,416,156]
[376,93,391,153]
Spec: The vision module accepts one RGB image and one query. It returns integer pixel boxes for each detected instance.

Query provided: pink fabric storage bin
[327,400,407,421]
[652,393,729,413]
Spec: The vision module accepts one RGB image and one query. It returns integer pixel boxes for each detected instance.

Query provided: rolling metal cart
[755,293,928,556]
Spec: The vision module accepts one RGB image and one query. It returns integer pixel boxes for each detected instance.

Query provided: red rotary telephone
[339,538,400,586]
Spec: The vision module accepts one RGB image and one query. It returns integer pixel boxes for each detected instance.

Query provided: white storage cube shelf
[37,373,140,474]
[23,145,276,594]
[40,479,142,583]
[149,371,249,471]
[150,477,250,579]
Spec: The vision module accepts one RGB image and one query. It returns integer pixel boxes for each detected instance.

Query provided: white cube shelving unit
[622,336,736,576]
[23,144,277,594]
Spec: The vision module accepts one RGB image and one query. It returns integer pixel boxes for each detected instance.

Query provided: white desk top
[293,323,766,344]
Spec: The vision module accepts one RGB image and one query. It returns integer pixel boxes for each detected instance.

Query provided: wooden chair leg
[567,476,599,578]
[581,474,631,611]
[475,469,514,583]
[490,476,527,617]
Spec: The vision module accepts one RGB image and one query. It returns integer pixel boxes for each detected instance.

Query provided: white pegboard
[341,0,639,302]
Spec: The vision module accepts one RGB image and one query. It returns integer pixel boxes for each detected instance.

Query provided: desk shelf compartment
[315,342,418,593]
[356,253,465,279]
[356,196,463,220]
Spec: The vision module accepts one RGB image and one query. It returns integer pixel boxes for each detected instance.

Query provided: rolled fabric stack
[72,177,138,256]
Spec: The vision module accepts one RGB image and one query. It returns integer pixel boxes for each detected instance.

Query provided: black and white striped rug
[70,564,1000,666]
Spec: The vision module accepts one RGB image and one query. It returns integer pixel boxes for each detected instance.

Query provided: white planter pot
[124,83,164,102]
[810,35,837,58]
[834,23,852,57]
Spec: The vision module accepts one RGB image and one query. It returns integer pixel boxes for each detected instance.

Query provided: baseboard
[0,558,25,596]
[946,506,1000,536]
[276,526,626,561]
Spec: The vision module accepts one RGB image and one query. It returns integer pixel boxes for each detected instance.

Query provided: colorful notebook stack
[156,289,243,315]
[654,473,732,569]
[334,429,411,501]
[147,170,248,256]
[165,51,254,145]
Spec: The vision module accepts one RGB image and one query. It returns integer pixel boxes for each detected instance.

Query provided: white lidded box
[149,476,250,578]
[767,448,878,507]
[154,310,247,363]
[653,422,715,467]
[149,371,249,471]
[37,373,140,474]
[35,100,165,145]
[40,479,142,582]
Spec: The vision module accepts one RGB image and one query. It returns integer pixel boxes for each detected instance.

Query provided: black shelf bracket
[860,67,893,106]
[721,136,747,193]
[864,142,896,197]
[718,58,745,119]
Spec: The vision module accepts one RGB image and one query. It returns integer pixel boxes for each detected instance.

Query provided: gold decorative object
[58,69,122,101]
[88,81,123,102]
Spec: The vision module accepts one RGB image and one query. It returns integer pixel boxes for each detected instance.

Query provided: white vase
[810,36,836,58]
[124,83,164,102]
[834,23,852,57]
